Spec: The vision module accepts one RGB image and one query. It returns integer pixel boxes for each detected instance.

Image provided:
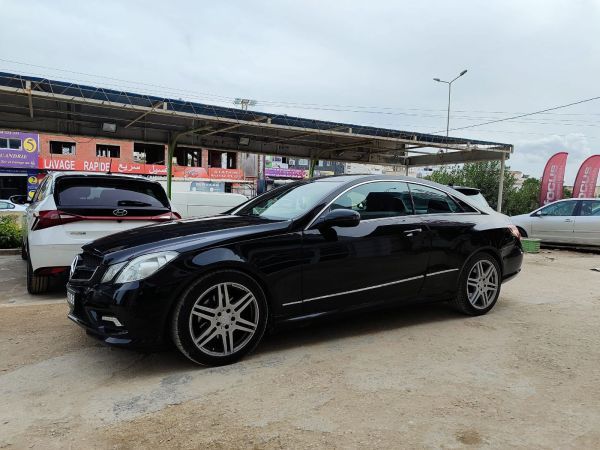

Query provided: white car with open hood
[22,172,180,294]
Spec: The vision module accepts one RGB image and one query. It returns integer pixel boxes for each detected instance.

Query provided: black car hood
[83,215,291,263]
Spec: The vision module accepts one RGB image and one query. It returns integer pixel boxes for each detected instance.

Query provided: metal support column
[166,137,179,199]
[497,152,506,212]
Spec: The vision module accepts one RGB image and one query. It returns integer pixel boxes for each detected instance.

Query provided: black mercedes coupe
[67,175,523,366]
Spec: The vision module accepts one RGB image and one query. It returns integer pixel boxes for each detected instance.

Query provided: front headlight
[103,251,178,284]
[101,261,127,283]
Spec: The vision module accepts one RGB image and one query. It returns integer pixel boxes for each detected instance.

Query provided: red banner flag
[539,152,568,206]
[572,155,600,198]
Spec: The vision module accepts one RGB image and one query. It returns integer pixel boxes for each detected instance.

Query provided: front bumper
[67,275,185,349]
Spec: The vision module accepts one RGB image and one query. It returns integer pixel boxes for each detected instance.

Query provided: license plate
[67,290,77,308]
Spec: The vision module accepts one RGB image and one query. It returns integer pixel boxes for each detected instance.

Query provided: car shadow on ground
[79,301,467,377]
[259,301,464,355]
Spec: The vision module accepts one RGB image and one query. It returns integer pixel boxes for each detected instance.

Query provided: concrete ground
[1,250,600,449]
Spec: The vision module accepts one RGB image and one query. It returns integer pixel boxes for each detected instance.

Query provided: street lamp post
[433,69,468,144]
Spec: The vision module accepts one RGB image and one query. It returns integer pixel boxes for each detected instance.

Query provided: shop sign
[190,181,225,192]
[265,167,306,178]
[208,168,244,179]
[0,130,39,169]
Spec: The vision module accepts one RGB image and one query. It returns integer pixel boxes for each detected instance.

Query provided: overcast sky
[1,0,599,183]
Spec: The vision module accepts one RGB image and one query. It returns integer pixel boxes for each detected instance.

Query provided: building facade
[0,129,247,199]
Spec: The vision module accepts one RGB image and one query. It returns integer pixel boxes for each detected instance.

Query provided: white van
[169,191,248,218]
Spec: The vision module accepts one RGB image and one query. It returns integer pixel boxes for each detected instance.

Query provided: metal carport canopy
[0,71,512,169]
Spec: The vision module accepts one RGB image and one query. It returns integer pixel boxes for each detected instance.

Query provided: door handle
[404,228,422,236]
[564,219,573,222]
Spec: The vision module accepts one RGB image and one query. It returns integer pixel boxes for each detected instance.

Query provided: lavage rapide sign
[539,152,568,206]
[40,158,111,172]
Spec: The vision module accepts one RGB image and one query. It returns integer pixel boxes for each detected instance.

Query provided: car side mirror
[313,209,361,229]
[9,195,29,205]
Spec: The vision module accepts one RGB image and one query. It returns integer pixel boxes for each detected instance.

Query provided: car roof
[47,172,162,185]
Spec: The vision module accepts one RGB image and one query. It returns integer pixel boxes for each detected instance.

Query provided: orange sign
[39,157,244,180]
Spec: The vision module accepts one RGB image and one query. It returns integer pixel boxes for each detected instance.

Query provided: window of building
[329,181,413,220]
[133,142,165,164]
[208,150,236,169]
[96,144,120,158]
[409,184,462,215]
[299,159,309,166]
[174,146,202,167]
[49,141,76,155]
[0,138,21,149]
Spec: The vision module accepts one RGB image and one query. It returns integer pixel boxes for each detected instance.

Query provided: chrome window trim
[305,179,482,230]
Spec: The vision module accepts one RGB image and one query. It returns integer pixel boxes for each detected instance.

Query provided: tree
[427,161,516,213]
[505,177,540,216]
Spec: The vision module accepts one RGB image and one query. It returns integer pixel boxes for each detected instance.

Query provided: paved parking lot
[1,250,600,449]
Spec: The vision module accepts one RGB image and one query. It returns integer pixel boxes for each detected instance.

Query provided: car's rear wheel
[21,240,27,260]
[171,270,268,366]
[451,253,501,315]
[26,247,50,295]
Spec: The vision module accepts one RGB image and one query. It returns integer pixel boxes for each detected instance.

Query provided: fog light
[101,316,123,327]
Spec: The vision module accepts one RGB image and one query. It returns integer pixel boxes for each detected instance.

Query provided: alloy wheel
[466,260,499,309]
[188,282,259,357]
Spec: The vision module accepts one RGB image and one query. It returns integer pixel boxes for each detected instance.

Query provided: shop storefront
[0,130,41,199]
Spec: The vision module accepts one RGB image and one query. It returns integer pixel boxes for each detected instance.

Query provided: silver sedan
[511,198,600,246]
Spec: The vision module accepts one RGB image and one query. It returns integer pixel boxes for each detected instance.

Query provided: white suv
[23,172,180,294]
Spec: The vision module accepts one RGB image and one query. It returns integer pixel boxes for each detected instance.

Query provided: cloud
[511,133,594,184]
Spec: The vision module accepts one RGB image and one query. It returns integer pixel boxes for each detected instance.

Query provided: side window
[0,201,8,209]
[579,200,600,216]
[538,201,576,216]
[329,181,413,220]
[32,177,50,203]
[409,184,462,214]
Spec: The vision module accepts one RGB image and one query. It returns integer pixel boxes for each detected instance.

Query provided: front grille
[71,252,103,282]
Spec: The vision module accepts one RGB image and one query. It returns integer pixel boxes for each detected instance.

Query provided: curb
[0,248,20,256]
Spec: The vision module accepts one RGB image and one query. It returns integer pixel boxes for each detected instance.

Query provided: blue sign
[190,181,225,193]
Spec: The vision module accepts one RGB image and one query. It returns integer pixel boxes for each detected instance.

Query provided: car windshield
[56,177,169,208]
[466,192,491,210]
[235,180,345,220]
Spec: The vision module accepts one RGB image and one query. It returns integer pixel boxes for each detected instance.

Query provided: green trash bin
[521,238,541,253]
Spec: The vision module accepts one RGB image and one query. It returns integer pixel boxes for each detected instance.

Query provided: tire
[450,253,501,316]
[26,247,50,295]
[171,270,269,366]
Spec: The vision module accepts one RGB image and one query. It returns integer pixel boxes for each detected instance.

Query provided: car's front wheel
[451,253,501,315]
[171,270,268,366]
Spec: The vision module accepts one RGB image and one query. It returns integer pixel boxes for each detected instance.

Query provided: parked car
[0,199,26,212]
[511,198,600,246]
[67,175,523,366]
[23,172,180,294]
[450,186,494,212]
[169,191,247,218]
